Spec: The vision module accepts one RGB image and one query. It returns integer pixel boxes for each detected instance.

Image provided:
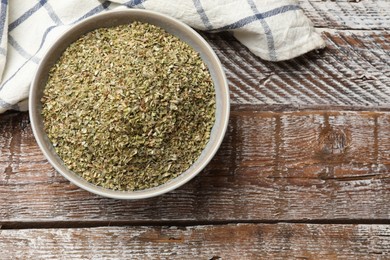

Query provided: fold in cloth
[0,0,325,113]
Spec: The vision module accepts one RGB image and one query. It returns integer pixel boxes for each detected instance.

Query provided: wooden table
[1,1,389,259]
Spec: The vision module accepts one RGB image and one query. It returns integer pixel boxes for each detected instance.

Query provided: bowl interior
[30,9,229,199]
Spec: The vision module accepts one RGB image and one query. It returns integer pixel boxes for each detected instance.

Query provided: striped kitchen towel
[0,0,325,113]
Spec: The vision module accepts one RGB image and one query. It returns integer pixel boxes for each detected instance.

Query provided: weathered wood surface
[1,0,390,258]
[207,30,390,107]
[201,0,390,107]
[1,110,389,223]
[299,0,390,30]
[1,224,389,259]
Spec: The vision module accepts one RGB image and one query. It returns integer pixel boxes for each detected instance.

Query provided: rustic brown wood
[197,0,390,107]
[1,224,389,259]
[206,30,390,106]
[1,0,390,257]
[299,0,390,30]
[1,110,389,223]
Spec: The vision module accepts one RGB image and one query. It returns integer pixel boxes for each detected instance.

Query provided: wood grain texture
[1,111,389,223]
[299,0,390,30]
[206,30,390,106]
[196,0,390,107]
[0,1,389,257]
[1,224,389,259]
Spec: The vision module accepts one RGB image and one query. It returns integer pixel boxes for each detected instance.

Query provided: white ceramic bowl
[29,9,229,199]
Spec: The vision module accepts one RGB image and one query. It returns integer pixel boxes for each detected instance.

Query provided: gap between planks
[2,219,390,230]
[2,104,390,118]
[230,104,390,113]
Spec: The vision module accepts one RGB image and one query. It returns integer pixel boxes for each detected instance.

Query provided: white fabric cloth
[0,0,325,113]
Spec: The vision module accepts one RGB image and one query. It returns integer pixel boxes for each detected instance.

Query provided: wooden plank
[1,111,389,223]
[300,0,390,30]
[0,224,389,259]
[205,30,390,106]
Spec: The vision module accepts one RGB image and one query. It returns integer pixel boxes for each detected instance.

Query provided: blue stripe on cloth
[72,1,111,24]
[9,0,46,31]
[0,58,29,91]
[43,1,63,25]
[124,0,147,8]
[0,2,111,92]
[0,25,55,91]
[36,25,56,52]
[8,35,40,64]
[0,0,8,44]
[0,97,17,110]
[0,55,36,92]
[192,0,212,30]
[0,46,5,55]
[247,0,276,61]
[212,5,300,32]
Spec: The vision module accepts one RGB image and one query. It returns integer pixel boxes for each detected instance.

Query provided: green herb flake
[41,21,216,191]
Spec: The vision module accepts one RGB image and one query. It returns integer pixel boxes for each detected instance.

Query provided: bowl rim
[29,9,230,199]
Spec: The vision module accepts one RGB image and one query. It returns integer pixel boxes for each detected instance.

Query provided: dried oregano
[41,22,215,191]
